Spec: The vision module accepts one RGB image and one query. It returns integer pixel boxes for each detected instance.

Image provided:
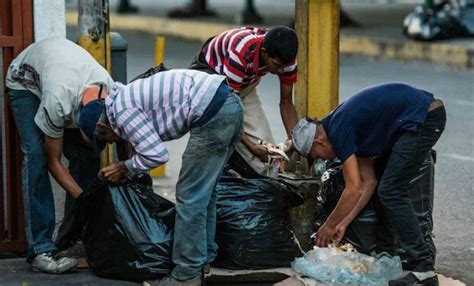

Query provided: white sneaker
[31,252,78,274]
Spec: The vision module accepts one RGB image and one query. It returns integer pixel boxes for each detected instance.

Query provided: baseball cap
[79,86,107,154]
[291,118,317,157]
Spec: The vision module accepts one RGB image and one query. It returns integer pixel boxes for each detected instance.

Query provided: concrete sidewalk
[65,0,474,69]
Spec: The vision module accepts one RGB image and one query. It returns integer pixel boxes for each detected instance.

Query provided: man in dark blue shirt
[292,83,446,286]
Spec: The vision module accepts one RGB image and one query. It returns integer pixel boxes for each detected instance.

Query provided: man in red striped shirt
[190,26,298,177]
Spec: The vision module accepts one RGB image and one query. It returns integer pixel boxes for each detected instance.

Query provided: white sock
[413,271,437,281]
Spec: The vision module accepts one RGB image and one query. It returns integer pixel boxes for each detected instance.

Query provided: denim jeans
[8,89,57,260]
[171,94,243,281]
[377,105,446,272]
[55,129,101,250]
[8,89,100,259]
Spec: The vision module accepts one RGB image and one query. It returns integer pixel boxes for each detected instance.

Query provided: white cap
[291,118,317,157]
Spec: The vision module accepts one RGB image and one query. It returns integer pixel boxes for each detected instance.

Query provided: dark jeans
[8,89,99,258]
[376,105,446,272]
[55,129,101,250]
[8,90,57,260]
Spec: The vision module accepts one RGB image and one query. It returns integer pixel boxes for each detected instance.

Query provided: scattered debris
[292,244,402,285]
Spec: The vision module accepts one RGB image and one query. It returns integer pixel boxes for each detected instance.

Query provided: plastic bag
[403,1,470,41]
[213,175,305,269]
[292,246,403,285]
[81,174,175,281]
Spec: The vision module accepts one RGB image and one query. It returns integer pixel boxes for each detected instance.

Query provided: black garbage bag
[213,176,305,269]
[81,174,175,281]
[403,1,470,41]
[313,151,436,261]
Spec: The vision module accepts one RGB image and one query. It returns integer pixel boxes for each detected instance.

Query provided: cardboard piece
[206,268,465,286]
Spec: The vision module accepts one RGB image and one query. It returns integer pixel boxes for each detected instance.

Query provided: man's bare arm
[325,154,363,228]
[315,154,363,246]
[279,82,298,138]
[333,157,378,244]
[340,157,377,226]
[44,135,83,198]
[241,132,268,162]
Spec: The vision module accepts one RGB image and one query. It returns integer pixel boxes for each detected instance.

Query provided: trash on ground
[292,244,403,285]
[403,1,474,41]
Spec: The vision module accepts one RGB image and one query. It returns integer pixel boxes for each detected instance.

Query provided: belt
[428,99,443,112]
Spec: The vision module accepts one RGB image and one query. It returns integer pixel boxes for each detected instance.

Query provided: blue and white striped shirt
[105,69,226,172]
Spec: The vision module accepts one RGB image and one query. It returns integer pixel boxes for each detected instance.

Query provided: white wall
[34,0,66,41]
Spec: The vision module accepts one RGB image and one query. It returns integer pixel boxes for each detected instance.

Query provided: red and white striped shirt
[201,27,297,92]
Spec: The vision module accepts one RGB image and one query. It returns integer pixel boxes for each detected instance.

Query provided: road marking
[439,153,474,162]
[454,100,474,108]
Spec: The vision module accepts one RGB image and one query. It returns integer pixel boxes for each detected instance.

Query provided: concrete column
[33,0,66,41]
[295,0,340,119]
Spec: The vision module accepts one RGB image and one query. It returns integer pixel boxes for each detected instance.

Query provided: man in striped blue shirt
[86,69,243,285]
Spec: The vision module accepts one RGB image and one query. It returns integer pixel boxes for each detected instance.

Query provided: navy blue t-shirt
[322,83,433,162]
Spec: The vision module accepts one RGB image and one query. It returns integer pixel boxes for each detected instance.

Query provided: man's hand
[99,161,129,183]
[315,222,337,247]
[333,222,347,246]
[250,143,269,162]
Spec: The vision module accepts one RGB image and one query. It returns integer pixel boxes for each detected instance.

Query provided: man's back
[106,69,226,142]
[200,27,296,91]
[6,37,113,98]
[6,37,114,135]
[322,83,434,161]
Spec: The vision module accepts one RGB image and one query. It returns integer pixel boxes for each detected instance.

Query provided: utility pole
[78,0,111,73]
[78,0,112,166]
[291,0,340,251]
[295,0,339,119]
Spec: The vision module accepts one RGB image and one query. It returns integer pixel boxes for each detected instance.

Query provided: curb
[66,11,474,70]
[340,35,474,70]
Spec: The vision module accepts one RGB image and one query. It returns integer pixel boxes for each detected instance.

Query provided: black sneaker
[389,272,438,286]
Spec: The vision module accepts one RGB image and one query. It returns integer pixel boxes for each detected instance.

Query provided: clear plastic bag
[292,246,402,285]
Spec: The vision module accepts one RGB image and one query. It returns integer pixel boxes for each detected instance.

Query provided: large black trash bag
[313,151,436,261]
[80,173,175,281]
[403,1,469,41]
[213,175,305,269]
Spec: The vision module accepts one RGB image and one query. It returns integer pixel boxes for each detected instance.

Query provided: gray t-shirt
[6,37,114,138]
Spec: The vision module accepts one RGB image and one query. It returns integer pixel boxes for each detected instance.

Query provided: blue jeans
[8,90,100,259]
[171,94,243,280]
[377,104,446,272]
[8,90,57,260]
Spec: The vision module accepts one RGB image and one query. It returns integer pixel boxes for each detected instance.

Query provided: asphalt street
[62,28,473,283]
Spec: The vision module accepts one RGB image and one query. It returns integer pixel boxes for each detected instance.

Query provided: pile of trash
[403,0,474,41]
[292,244,402,285]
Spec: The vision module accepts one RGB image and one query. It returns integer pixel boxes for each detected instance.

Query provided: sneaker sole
[32,260,78,274]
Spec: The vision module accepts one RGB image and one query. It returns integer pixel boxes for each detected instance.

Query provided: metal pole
[292,0,340,251]
[78,0,112,166]
[295,0,339,120]
[150,36,166,178]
